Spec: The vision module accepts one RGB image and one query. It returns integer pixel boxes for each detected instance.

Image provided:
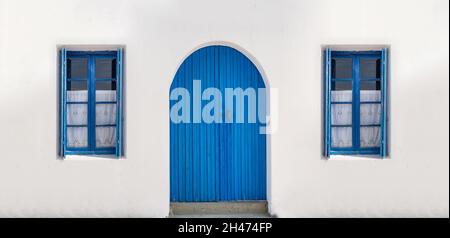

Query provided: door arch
[170,45,267,202]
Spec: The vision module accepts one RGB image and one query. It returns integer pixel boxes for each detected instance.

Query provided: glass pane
[96,126,116,148]
[331,80,352,102]
[96,104,116,125]
[67,81,88,102]
[96,80,116,91]
[360,80,381,91]
[331,127,352,148]
[68,58,88,79]
[67,80,87,91]
[332,80,352,91]
[95,58,116,79]
[360,58,380,79]
[360,126,381,147]
[360,81,381,102]
[67,104,88,125]
[331,104,352,125]
[360,104,381,125]
[96,91,116,103]
[67,127,88,148]
[332,58,352,79]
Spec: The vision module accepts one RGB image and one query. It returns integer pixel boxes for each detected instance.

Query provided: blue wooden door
[170,46,266,202]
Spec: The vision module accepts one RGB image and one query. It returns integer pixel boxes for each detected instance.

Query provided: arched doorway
[170,45,267,202]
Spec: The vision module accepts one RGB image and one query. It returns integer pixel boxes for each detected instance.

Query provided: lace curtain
[331,90,381,148]
[66,90,116,148]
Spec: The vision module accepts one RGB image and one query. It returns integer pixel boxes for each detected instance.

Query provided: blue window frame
[60,49,123,157]
[324,49,388,157]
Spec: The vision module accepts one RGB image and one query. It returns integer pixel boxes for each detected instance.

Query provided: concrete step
[170,213,271,218]
[170,201,270,217]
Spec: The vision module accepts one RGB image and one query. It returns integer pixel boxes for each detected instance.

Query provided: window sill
[63,155,121,160]
[328,154,385,160]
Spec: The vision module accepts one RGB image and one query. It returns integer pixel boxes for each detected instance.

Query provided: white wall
[0,0,448,217]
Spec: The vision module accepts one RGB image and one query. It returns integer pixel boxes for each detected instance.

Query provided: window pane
[331,127,352,148]
[67,127,88,148]
[96,90,116,102]
[96,104,116,125]
[68,58,88,79]
[360,126,381,148]
[360,58,380,79]
[331,91,353,102]
[96,126,116,148]
[67,80,87,91]
[360,104,381,125]
[331,81,352,102]
[360,80,381,91]
[332,58,352,79]
[332,80,352,91]
[67,104,88,125]
[96,80,116,91]
[331,104,352,125]
[360,81,381,102]
[95,58,116,79]
[67,81,88,102]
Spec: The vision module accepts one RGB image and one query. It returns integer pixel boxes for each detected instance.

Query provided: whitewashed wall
[0,0,448,217]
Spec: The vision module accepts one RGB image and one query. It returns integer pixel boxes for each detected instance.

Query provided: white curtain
[66,90,116,148]
[331,90,381,148]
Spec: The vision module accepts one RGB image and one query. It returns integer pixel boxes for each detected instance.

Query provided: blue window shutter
[380,48,388,157]
[115,48,123,158]
[60,48,67,158]
[324,48,332,157]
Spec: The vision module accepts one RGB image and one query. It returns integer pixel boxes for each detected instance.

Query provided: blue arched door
[170,46,266,202]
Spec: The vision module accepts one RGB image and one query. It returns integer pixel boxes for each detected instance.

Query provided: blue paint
[170,46,267,202]
[353,55,360,149]
[380,48,388,157]
[60,48,67,157]
[60,49,123,157]
[116,48,124,157]
[324,49,388,157]
[324,48,331,157]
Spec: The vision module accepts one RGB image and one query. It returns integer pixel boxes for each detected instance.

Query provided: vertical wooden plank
[244,51,249,200]
[255,63,259,199]
[246,57,252,200]
[242,51,248,200]
[185,54,193,202]
[218,46,226,201]
[237,49,243,199]
[234,49,240,200]
[246,58,250,200]
[238,50,243,199]
[251,61,257,200]
[225,47,232,200]
[178,63,186,202]
[190,53,199,202]
[206,47,214,201]
[258,68,267,200]
[215,46,221,201]
[200,49,207,201]
[208,47,219,201]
